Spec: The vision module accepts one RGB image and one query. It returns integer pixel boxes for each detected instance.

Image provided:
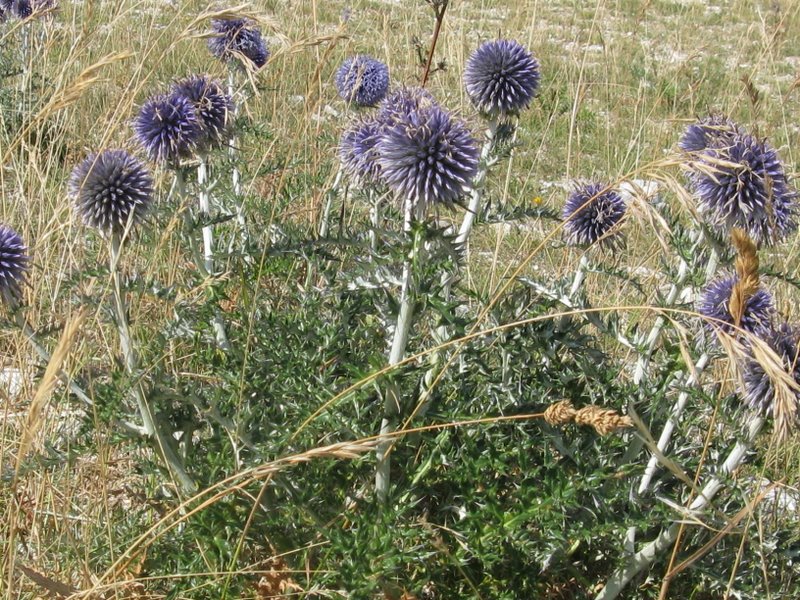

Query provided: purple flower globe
[377,103,479,212]
[679,114,741,153]
[339,115,384,185]
[741,322,800,417]
[692,134,798,246]
[171,75,233,151]
[208,18,269,69]
[0,0,10,10]
[69,150,154,235]
[464,39,540,118]
[377,87,437,127]
[0,224,30,305]
[11,0,31,17]
[561,182,626,247]
[134,94,200,165]
[335,55,390,107]
[697,275,774,339]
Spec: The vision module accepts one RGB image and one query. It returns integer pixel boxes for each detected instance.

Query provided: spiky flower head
[11,0,31,17]
[0,0,10,10]
[171,75,233,151]
[679,114,741,153]
[0,224,29,305]
[697,274,774,338]
[464,39,540,118]
[208,18,269,69]
[339,115,384,185]
[692,134,798,246]
[561,182,626,247]
[69,150,154,235]
[335,55,390,107]
[377,103,479,213]
[741,323,800,418]
[377,87,437,126]
[134,94,200,165]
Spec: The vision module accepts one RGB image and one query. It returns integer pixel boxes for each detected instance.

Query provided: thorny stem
[597,416,766,600]
[376,199,418,502]
[110,234,196,493]
[420,0,449,88]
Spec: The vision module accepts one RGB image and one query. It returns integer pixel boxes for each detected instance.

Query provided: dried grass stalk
[544,400,576,426]
[729,228,759,329]
[545,401,632,435]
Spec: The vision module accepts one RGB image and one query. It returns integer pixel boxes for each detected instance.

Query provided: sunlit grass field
[2,0,800,598]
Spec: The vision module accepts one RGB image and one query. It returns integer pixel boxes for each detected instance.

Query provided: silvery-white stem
[369,189,381,255]
[597,416,765,600]
[376,199,417,502]
[568,254,590,299]
[320,167,343,238]
[637,352,711,495]
[455,119,498,248]
[197,157,230,351]
[110,234,196,493]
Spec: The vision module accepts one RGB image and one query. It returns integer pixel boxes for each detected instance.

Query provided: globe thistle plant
[11,0,31,18]
[741,322,800,418]
[697,275,774,338]
[679,114,741,153]
[377,103,479,215]
[561,182,627,248]
[0,224,30,305]
[69,150,154,236]
[171,75,233,151]
[464,39,540,118]
[335,55,390,107]
[692,134,798,246]
[134,94,200,166]
[339,115,384,186]
[208,18,269,69]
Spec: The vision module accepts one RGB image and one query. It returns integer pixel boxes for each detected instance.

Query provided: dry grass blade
[729,228,760,329]
[15,309,87,471]
[747,336,800,442]
[16,564,78,599]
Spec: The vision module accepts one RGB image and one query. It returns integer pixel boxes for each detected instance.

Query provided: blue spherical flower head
[208,18,269,69]
[171,75,233,151]
[335,55,390,107]
[11,0,31,17]
[377,103,479,215]
[697,275,774,339]
[69,150,155,236]
[679,114,741,153]
[741,322,800,417]
[693,134,798,246]
[134,94,200,165]
[464,39,540,118]
[340,115,384,185]
[561,182,626,248]
[0,224,29,305]
[377,87,437,127]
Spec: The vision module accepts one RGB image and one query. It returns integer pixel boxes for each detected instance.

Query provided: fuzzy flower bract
[679,114,741,153]
[561,182,626,247]
[335,55,390,107]
[697,275,774,338]
[377,103,479,212]
[0,224,29,304]
[741,323,800,417]
[464,39,540,118]
[69,150,154,235]
[377,87,437,127]
[692,134,798,246]
[171,75,233,151]
[134,94,200,165]
[208,18,269,69]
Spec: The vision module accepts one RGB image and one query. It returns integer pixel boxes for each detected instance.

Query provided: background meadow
[2,0,800,598]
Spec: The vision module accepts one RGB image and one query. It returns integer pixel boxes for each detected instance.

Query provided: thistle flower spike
[697,274,774,339]
[69,149,154,235]
[171,75,233,151]
[0,224,30,305]
[464,39,540,118]
[133,94,200,165]
[561,182,627,248]
[208,17,269,69]
[335,55,390,107]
